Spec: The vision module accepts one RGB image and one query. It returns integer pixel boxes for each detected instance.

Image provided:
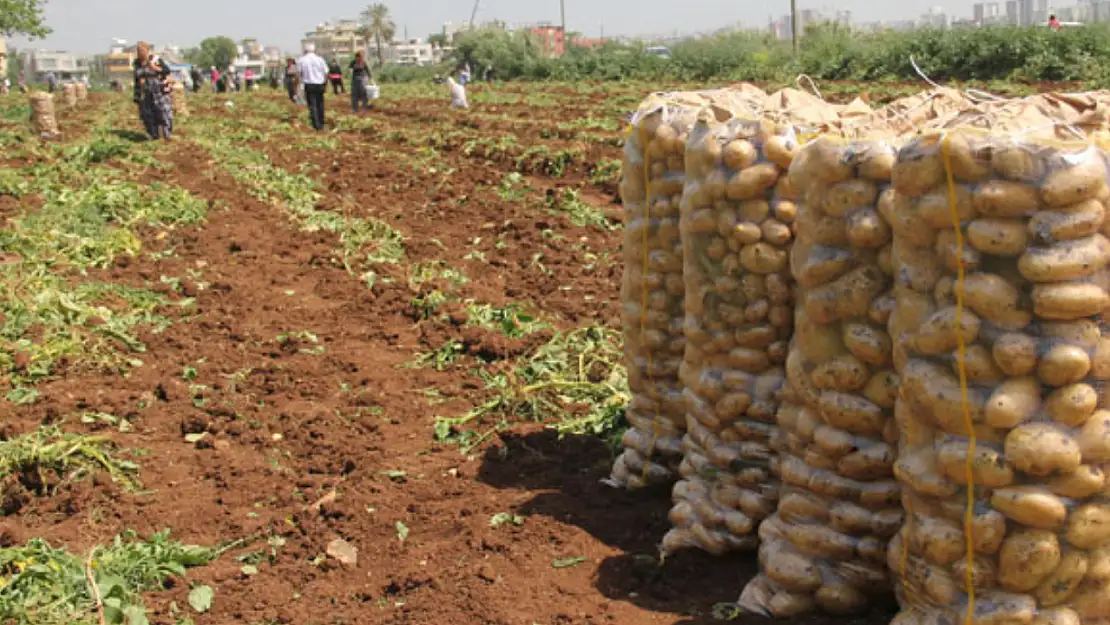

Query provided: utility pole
[791,0,798,55]
[560,0,567,53]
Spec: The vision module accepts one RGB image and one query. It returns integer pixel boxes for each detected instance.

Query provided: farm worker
[18,72,26,93]
[245,68,256,90]
[190,66,202,92]
[1049,14,1062,30]
[349,50,373,112]
[210,67,220,92]
[283,57,300,103]
[459,62,471,86]
[45,71,57,93]
[328,58,345,94]
[447,76,468,109]
[133,41,173,140]
[297,43,329,131]
[0,78,8,94]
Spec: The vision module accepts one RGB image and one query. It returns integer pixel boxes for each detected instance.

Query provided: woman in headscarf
[348,51,373,112]
[133,42,174,140]
[283,57,300,103]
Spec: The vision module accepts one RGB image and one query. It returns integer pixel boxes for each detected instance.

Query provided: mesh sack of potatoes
[887,119,1110,625]
[737,133,905,617]
[62,83,77,108]
[610,87,767,489]
[75,82,87,101]
[170,81,189,117]
[29,92,58,137]
[660,113,799,555]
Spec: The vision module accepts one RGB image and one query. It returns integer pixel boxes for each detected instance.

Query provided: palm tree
[359,3,396,67]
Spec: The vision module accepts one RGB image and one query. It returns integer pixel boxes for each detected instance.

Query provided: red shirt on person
[1049,16,1062,31]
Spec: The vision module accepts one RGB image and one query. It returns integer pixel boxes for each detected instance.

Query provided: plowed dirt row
[3,94,759,625]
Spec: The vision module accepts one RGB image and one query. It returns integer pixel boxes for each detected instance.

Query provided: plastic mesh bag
[738,135,903,616]
[660,114,796,555]
[888,124,1110,625]
[61,83,77,108]
[29,92,58,137]
[610,88,767,489]
[170,82,189,117]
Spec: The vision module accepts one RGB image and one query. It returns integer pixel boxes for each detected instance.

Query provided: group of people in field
[125,38,484,139]
[285,44,377,131]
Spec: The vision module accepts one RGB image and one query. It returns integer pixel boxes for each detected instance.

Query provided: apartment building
[527,23,566,57]
[384,39,444,66]
[102,39,136,85]
[302,19,365,61]
[21,49,90,83]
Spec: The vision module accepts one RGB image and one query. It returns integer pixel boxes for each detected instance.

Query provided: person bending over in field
[133,42,173,140]
[328,58,345,94]
[447,76,468,109]
[349,51,373,112]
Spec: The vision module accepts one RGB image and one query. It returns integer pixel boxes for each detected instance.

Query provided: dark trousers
[330,77,344,94]
[351,76,370,111]
[305,83,326,130]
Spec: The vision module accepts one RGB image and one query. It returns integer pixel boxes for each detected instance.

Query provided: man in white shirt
[296,43,329,131]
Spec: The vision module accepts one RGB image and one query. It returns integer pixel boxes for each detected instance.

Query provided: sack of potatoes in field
[29,92,59,137]
[75,82,88,101]
[610,87,767,489]
[62,83,77,108]
[660,113,797,555]
[737,135,904,617]
[887,125,1110,625]
[170,81,189,117]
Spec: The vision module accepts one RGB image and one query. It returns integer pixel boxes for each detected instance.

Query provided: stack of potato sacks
[887,98,1110,625]
[75,82,88,101]
[610,86,767,489]
[660,113,797,555]
[61,83,78,108]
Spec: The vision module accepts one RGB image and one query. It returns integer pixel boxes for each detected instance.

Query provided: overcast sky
[9,0,977,55]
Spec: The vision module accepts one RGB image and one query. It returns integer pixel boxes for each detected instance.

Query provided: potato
[893,143,945,198]
[916,184,976,228]
[992,333,1039,376]
[967,218,1029,256]
[935,229,982,272]
[1041,155,1107,208]
[998,529,1061,592]
[1038,343,1092,386]
[843,323,892,367]
[951,555,998,590]
[913,307,981,355]
[958,273,1032,330]
[1048,464,1106,498]
[817,391,884,436]
[1004,423,1082,477]
[793,245,857,287]
[785,523,857,560]
[762,544,823,592]
[901,358,986,434]
[726,163,780,200]
[1079,411,1110,463]
[991,487,1067,528]
[1068,579,1110,619]
[968,591,1037,625]
[825,179,879,217]
[1045,383,1099,425]
[862,370,899,409]
[910,516,964,565]
[1042,320,1102,350]
[936,439,1014,487]
[1032,608,1081,625]
[969,507,1007,554]
[1018,235,1110,282]
[973,180,1041,217]
[955,344,1005,384]
[763,135,795,170]
[1065,503,1110,549]
[811,354,869,392]
[893,243,943,293]
[945,133,993,182]
[814,583,868,615]
[1092,337,1110,380]
[1029,198,1105,243]
[1035,549,1088,606]
[740,242,789,274]
[845,207,891,248]
[723,139,759,170]
[837,441,895,480]
[894,447,960,498]
[992,142,1047,182]
[1033,283,1110,320]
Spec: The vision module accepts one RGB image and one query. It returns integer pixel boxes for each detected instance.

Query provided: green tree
[427,33,447,47]
[185,36,238,71]
[0,0,50,38]
[359,3,396,67]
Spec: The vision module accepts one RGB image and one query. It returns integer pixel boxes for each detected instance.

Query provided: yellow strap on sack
[941,132,978,625]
